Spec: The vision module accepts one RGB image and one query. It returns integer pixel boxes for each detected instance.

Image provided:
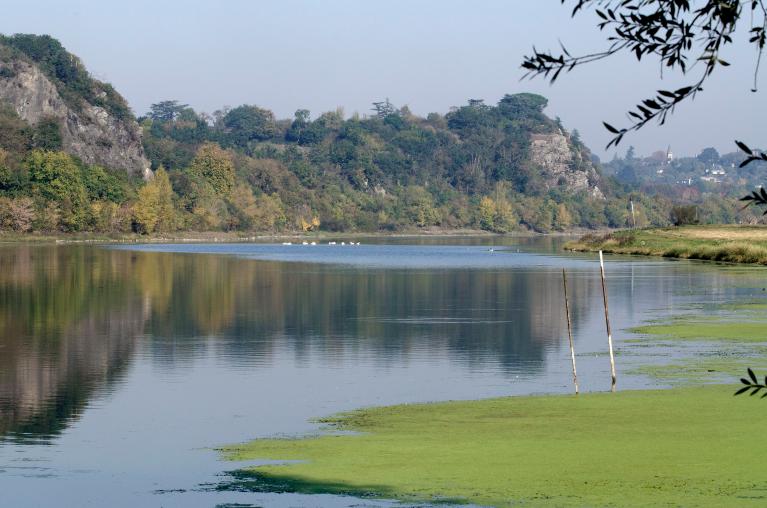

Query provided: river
[0,237,760,507]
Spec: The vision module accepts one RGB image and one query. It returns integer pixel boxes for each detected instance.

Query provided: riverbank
[0,226,598,245]
[0,228,513,245]
[221,385,765,507]
[564,225,767,264]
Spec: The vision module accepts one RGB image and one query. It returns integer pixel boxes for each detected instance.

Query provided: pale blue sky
[1,0,763,157]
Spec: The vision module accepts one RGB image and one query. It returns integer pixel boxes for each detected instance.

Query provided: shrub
[670,205,699,226]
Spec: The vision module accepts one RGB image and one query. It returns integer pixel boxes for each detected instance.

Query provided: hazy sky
[1,0,763,158]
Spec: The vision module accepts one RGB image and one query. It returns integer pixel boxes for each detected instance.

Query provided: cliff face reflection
[0,244,596,443]
[0,246,145,443]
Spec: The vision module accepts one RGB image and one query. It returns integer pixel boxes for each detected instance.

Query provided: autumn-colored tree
[153,167,177,232]
[133,181,160,234]
[494,197,517,233]
[226,183,259,230]
[554,203,573,231]
[402,186,440,227]
[189,143,235,196]
[133,167,177,234]
[91,201,132,233]
[253,193,288,232]
[191,197,228,231]
[0,197,35,232]
[478,196,496,231]
[226,184,288,232]
[294,203,320,232]
[34,201,60,231]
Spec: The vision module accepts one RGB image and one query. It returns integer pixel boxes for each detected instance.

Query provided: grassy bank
[565,225,767,264]
[221,385,767,507]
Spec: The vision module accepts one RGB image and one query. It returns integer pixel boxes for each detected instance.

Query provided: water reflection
[0,246,143,443]
[0,243,603,444]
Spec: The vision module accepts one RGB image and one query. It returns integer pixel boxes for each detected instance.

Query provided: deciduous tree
[27,150,89,230]
[188,143,235,196]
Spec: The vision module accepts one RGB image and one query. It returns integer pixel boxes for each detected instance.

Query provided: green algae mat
[625,299,767,385]
[221,385,767,507]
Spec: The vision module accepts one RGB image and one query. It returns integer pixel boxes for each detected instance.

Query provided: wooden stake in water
[599,251,617,392]
[562,268,579,394]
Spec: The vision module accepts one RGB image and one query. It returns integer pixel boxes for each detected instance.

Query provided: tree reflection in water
[0,244,598,443]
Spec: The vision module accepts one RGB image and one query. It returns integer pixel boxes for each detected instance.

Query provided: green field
[221,386,767,507]
[565,225,767,264]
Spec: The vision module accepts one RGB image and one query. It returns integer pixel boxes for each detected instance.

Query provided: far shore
[0,227,591,245]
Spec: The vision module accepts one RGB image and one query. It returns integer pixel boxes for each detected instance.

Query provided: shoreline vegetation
[0,228,589,245]
[565,225,767,264]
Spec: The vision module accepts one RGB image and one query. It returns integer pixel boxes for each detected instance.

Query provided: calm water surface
[0,237,763,507]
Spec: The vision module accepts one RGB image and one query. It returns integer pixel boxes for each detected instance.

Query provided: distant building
[666,146,674,164]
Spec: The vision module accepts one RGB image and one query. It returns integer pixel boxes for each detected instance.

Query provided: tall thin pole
[630,199,636,229]
[562,268,579,394]
[599,251,617,392]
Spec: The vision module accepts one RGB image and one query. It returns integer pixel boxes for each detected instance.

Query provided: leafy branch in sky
[522,1,766,150]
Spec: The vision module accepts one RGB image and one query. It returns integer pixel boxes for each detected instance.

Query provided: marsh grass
[566,226,767,264]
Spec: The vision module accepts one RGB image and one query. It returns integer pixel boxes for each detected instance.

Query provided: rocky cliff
[0,41,150,178]
[529,132,604,198]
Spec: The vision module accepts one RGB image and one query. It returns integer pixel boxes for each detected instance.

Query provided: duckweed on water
[629,321,767,342]
[221,386,767,507]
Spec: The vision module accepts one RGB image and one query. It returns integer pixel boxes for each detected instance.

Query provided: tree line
[0,90,752,234]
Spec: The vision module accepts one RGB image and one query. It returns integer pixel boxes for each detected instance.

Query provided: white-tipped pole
[562,268,579,394]
[599,251,617,392]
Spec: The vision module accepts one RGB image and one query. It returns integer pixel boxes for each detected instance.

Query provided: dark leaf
[736,140,753,155]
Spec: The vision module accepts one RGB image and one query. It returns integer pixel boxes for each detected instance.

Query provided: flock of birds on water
[281,241,362,246]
